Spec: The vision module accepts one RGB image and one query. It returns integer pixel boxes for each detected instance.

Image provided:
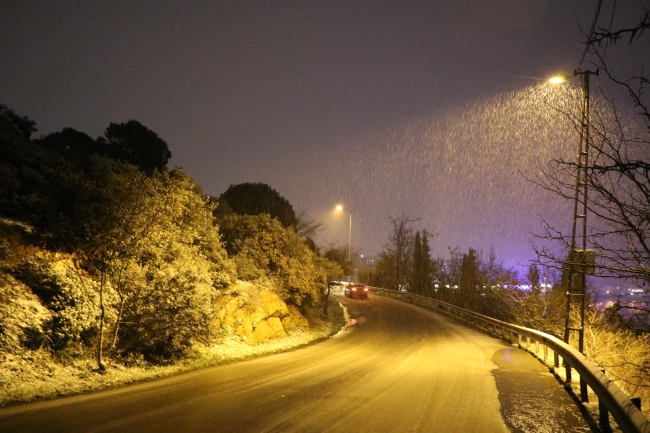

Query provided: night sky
[2,1,648,275]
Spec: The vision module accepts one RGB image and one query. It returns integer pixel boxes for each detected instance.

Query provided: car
[344,283,369,299]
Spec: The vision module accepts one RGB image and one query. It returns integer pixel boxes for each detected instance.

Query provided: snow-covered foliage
[0,109,344,404]
[0,268,51,354]
[218,214,327,306]
[0,217,346,407]
[0,309,344,407]
[59,163,237,363]
[14,256,110,351]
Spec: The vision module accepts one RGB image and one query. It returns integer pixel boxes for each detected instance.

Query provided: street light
[548,75,569,85]
[335,204,352,281]
[549,68,599,401]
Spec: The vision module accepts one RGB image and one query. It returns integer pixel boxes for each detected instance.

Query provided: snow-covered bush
[73,167,235,363]
[0,271,51,354]
[14,257,110,351]
[218,214,326,306]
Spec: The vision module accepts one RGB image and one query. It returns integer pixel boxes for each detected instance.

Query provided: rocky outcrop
[215,281,309,345]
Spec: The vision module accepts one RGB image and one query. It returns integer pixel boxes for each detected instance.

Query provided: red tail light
[351,287,357,291]
[364,287,369,292]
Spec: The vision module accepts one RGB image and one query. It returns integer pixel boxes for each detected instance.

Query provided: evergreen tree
[34,128,104,161]
[0,103,37,141]
[459,248,481,309]
[411,231,432,295]
[219,182,297,229]
[420,230,432,295]
[323,245,351,279]
[527,264,541,294]
[412,232,423,295]
[103,120,171,174]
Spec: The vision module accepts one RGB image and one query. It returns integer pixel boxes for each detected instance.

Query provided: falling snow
[269,84,589,274]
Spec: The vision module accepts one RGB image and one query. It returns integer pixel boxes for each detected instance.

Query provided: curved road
[0,294,593,433]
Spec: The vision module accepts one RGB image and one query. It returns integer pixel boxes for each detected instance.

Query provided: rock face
[215,282,309,345]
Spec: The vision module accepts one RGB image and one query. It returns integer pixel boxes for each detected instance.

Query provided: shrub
[13,256,109,351]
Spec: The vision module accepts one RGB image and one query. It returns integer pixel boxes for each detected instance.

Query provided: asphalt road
[0,294,593,433]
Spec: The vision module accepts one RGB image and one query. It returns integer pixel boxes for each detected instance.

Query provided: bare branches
[383,214,418,291]
[295,209,324,239]
[532,14,650,402]
[583,6,650,132]
[535,2,650,289]
[586,8,650,46]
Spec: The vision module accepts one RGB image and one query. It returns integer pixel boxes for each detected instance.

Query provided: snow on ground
[0,300,347,408]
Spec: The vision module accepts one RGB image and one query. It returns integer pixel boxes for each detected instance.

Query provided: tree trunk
[97,270,106,371]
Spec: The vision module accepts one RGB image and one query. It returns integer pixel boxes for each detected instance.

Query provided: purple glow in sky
[1,1,648,275]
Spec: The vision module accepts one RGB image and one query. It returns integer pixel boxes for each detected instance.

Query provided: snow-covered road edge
[0,301,347,408]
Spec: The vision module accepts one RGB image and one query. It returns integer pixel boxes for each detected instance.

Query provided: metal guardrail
[370,287,650,433]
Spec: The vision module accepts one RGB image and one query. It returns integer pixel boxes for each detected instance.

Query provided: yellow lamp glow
[549,76,567,85]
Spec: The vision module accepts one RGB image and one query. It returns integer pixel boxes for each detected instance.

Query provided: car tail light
[364,287,369,291]
[351,287,357,291]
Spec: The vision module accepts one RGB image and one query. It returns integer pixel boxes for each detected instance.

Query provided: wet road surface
[0,294,593,432]
[492,346,593,433]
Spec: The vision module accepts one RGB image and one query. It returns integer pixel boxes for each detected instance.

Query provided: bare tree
[376,214,418,291]
[534,3,650,327]
[580,3,650,288]
[295,209,324,239]
[530,3,650,411]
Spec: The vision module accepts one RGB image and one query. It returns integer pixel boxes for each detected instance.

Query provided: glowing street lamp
[335,204,352,280]
[548,75,570,85]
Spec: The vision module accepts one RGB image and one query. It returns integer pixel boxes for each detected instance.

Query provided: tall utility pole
[346,209,354,283]
[346,209,352,282]
[336,205,352,282]
[563,68,598,401]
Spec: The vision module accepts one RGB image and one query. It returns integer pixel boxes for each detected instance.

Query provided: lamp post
[549,68,599,401]
[336,204,352,282]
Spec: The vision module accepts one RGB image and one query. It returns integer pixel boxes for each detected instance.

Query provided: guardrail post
[580,378,589,403]
[599,369,611,431]
[599,399,611,431]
